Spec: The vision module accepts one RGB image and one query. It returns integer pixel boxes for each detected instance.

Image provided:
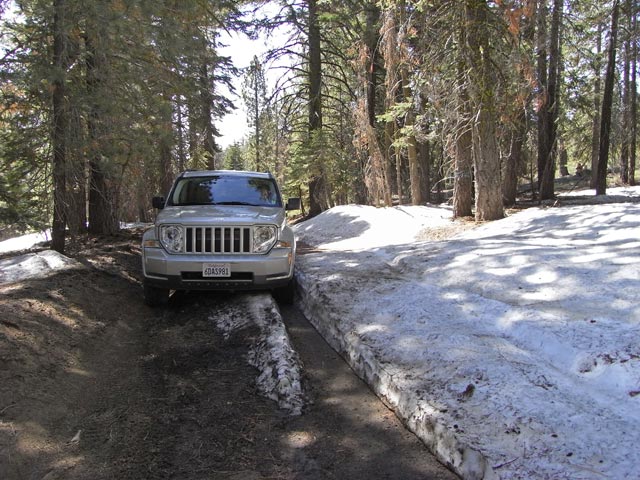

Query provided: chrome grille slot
[185,226,252,253]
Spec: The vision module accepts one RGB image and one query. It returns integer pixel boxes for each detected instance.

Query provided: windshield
[168,175,282,208]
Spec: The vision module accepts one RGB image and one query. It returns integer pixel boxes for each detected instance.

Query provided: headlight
[159,225,184,253]
[253,225,277,253]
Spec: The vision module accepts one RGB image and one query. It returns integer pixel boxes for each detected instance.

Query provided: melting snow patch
[294,197,640,479]
[0,230,50,254]
[0,250,82,284]
[211,293,305,416]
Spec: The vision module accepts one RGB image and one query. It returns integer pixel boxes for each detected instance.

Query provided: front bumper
[142,246,295,291]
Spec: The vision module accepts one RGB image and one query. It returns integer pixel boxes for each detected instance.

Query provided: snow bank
[0,250,82,284]
[0,230,49,254]
[211,293,305,416]
[293,195,640,479]
[294,204,453,251]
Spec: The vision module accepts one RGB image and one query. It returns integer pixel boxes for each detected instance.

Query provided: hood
[156,204,285,226]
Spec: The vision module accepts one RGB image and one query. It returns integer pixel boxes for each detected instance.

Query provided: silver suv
[142,170,300,306]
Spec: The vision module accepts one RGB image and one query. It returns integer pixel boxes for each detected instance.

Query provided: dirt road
[0,231,456,479]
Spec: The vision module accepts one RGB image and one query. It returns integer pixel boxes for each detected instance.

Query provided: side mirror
[285,197,301,211]
[152,196,165,209]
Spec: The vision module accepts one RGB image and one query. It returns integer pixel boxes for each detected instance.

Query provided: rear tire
[143,280,169,307]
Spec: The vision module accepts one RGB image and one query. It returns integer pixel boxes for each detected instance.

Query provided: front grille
[185,226,251,254]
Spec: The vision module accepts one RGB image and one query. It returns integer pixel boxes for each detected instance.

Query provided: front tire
[274,278,295,305]
[143,280,169,307]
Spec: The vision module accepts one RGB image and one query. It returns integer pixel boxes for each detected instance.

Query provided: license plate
[202,263,231,277]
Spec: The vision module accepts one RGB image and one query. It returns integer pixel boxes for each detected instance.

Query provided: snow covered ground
[0,230,49,254]
[293,187,640,479]
[0,249,81,283]
[2,187,638,479]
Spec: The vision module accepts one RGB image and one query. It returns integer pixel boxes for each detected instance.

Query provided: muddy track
[0,231,456,479]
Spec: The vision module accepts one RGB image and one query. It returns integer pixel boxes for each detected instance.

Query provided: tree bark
[307,0,325,217]
[401,73,421,205]
[502,117,525,207]
[85,15,119,235]
[454,125,474,217]
[539,0,562,200]
[453,69,474,218]
[397,0,421,206]
[199,61,217,170]
[465,0,504,221]
[67,109,87,237]
[51,0,68,253]
[159,94,174,196]
[381,7,399,207]
[596,0,620,195]
[620,0,632,184]
[176,97,187,172]
[419,140,431,204]
[591,25,602,188]
[395,126,403,204]
[630,8,637,186]
[364,4,380,128]
[536,0,548,198]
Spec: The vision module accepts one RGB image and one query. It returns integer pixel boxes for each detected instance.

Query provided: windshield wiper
[213,201,257,206]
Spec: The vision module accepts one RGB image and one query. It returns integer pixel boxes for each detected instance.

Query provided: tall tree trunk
[51,0,68,253]
[188,100,198,163]
[159,94,174,196]
[365,4,380,128]
[536,0,548,198]
[418,93,432,204]
[67,110,87,237]
[199,61,217,170]
[454,124,474,217]
[591,25,602,187]
[630,8,637,186]
[353,3,381,205]
[395,129,403,204]
[247,56,262,171]
[539,0,562,200]
[352,4,382,204]
[401,72,421,205]
[396,0,421,206]
[382,121,394,206]
[381,7,399,207]
[465,0,504,221]
[176,96,187,172]
[502,112,526,207]
[503,1,536,207]
[453,64,474,218]
[419,139,432,203]
[307,0,325,217]
[254,66,260,170]
[85,17,118,235]
[620,0,632,184]
[597,0,621,195]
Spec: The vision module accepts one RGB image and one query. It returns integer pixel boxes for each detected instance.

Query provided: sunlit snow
[294,186,640,479]
[2,186,639,479]
[0,249,81,283]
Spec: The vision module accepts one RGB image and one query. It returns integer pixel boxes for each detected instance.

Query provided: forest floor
[1,173,632,480]
[0,229,456,480]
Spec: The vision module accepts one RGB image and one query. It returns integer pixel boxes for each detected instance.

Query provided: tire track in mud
[75,292,294,480]
[1,232,455,479]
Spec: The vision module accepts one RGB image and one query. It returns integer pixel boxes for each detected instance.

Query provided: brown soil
[0,230,456,480]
